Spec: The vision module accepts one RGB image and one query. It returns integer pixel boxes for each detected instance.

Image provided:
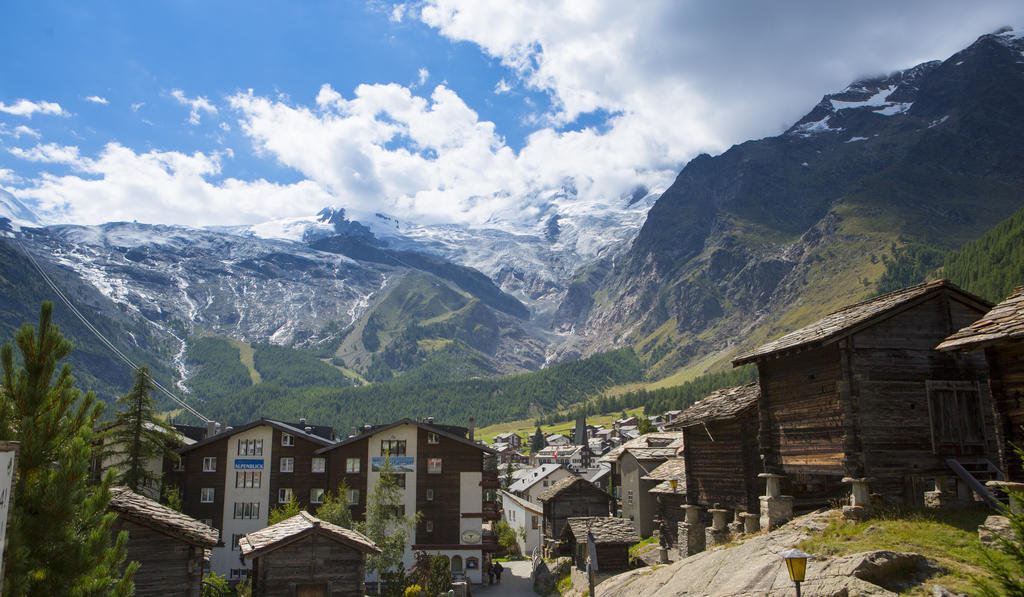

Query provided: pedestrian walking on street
[494,561,504,584]
[486,560,494,585]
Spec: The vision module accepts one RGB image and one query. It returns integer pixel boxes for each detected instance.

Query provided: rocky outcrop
[594,511,942,597]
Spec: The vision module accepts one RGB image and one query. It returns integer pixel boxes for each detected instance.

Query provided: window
[200,487,215,503]
[425,520,434,533]
[427,458,442,474]
[229,569,251,580]
[281,432,294,447]
[311,488,325,504]
[200,519,214,528]
[312,457,326,473]
[279,488,293,504]
[542,480,549,487]
[428,432,440,444]
[346,458,360,473]
[172,459,185,472]
[426,488,434,502]
[348,488,360,505]
[237,439,263,456]
[231,533,243,551]
[531,515,539,529]
[381,439,406,456]
[627,489,633,506]
[202,457,217,472]
[385,473,406,488]
[233,502,260,519]
[280,457,294,473]
[235,471,262,488]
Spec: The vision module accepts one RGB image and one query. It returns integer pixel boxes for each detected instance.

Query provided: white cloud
[417,68,430,86]
[390,3,408,22]
[418,0,1024,145]
[170,89,218,125]
[494,78,512,94]
[0,124,41,139]
[0,99,67,118]
[8,142,333,227]
[84,95,109,105]
[131,102,144,112]
[228,82,677,230]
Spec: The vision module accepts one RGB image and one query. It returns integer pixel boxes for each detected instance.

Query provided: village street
[472,560,536,597]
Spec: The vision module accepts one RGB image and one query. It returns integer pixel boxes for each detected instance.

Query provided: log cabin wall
[850,295,995,502]
[251,533,367,597]
[757,344,846,502]
[986,341,1024,481]
[655,492,687,547]
[683,411,760,512]
[113,518,204,597]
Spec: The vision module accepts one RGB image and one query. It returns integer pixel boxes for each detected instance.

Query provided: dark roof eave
[179,418,336,454]
[316,418,495,455]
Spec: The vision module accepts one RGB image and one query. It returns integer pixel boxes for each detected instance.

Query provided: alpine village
[3,10,1024,597]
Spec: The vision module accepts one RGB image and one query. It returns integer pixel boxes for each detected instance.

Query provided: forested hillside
[193,346,642,431]
[875,205,1024,301]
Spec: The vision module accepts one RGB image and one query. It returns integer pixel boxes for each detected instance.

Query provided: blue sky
[1,1,1022,232]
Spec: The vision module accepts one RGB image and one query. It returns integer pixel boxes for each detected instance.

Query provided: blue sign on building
[371,456,415,472]
[234,459,264,470]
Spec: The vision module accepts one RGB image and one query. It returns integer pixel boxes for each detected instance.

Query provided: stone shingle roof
[239,511,380,559]
[666,384,760,430]
[641,457,686,483]
[938,285,1024,351]
[598,432,684,463]
[733,280,990,365]
[537,476,612,503]
[562,517,639,545]
[108,486,218,547]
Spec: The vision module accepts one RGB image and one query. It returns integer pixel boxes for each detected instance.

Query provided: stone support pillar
[740,512,760,534]
[727,508,744,534]
[758,473,793,530]
[677,505,705,557]
[986,481,1024,514]
[841,477,872,520]
[925,475,955,509]
[706,508,732,548]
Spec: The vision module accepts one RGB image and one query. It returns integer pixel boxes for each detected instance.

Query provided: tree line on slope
[875,205,1024,302]
[197,346,643,431]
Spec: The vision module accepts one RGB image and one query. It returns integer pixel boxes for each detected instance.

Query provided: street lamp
[669,478,679,492]
[779,548,811,597]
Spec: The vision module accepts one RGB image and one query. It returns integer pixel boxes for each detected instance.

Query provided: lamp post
[779,548,811,597]
[670,478,679,492]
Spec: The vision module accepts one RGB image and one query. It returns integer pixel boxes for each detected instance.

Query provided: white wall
[212,426,274,577]
[501,492,541,556]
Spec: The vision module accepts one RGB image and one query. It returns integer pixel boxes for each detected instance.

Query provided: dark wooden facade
[559,517,637,572]
[108,487,218,597]
[250,533,368,597]
[735,281,997,506]
[414,425,489,546]
[113,518,207,597]
[323,436,370,521]
[939,284,1024,481]
[538,477,613,540]
[166,437,228,531]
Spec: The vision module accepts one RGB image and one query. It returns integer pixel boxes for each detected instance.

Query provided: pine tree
[359,456,420,592]
[0,302,137,595]
[267,494,302,526]
[102,366,177,494]
[316,479,354,529]
[530,426,545,453]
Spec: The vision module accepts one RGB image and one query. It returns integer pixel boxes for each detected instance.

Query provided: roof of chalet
[597,432,684,463]
[562,517,639,545]
[938,285,1024,351]
[507,464,570,494]
[640,458,686,483]
[537,475,613,503]
[666,384,760,430]
[500,490,543,515]
[182,418,336,453]
[733,280,991,365]
[108,487,218,547]
[316,418,495,455]
[239,511,380,560]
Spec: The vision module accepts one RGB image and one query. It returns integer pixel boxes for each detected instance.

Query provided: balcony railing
[482,501,500,520]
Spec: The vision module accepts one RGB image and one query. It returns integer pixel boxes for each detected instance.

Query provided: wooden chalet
[108,486,219,597]
[643,458,687,547]
[559,517,638,572]
[537,476,613,540]
[733,280,997,506]
[665,383,761,513]
[939,284,1024,481]
[239,511,380,597]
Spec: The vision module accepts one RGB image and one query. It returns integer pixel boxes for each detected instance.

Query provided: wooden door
[926,381,986,454]
[296,583,327,597]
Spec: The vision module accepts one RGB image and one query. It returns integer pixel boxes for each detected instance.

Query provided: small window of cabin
[926,380,986,454]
